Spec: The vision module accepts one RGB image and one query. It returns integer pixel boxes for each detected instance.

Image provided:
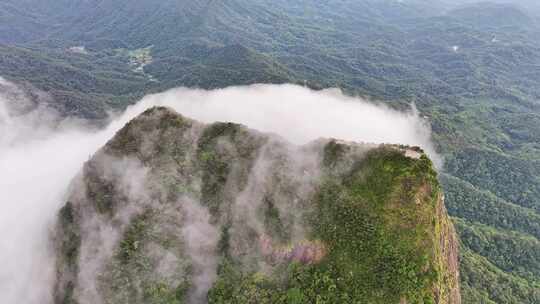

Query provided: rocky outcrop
[53,107,460,304]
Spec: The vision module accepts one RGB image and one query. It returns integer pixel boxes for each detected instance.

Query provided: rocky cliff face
[53,107,460,304]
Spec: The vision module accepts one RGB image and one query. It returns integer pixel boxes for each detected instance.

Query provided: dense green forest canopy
[1,0,540,303]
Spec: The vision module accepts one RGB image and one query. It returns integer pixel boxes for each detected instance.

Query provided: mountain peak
[53,108,460,304]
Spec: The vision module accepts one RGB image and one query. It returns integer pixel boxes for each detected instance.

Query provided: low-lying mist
[0,79,438,304]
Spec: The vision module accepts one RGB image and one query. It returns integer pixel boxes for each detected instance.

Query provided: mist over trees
[1,0,540,303]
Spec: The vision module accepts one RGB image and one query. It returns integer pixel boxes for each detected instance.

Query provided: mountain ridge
[54,107,460,304]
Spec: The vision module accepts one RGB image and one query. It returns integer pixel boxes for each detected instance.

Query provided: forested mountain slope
[54,107,460,304]
[2,1,540,302]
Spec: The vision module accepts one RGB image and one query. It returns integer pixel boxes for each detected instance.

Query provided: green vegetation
[54,202,80,304]
[54,109,459,303]
[442,174,540,239]
[305,150,446,303]
[460,248,540,304]
[101,210,191,304]
[196,121,267,218]
[455,219,540,282]
[209,148,454,304]
[5,1,540,302]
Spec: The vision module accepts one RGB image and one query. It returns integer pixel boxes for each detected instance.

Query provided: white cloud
[0,81,438,304]
[126,84,438,159]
